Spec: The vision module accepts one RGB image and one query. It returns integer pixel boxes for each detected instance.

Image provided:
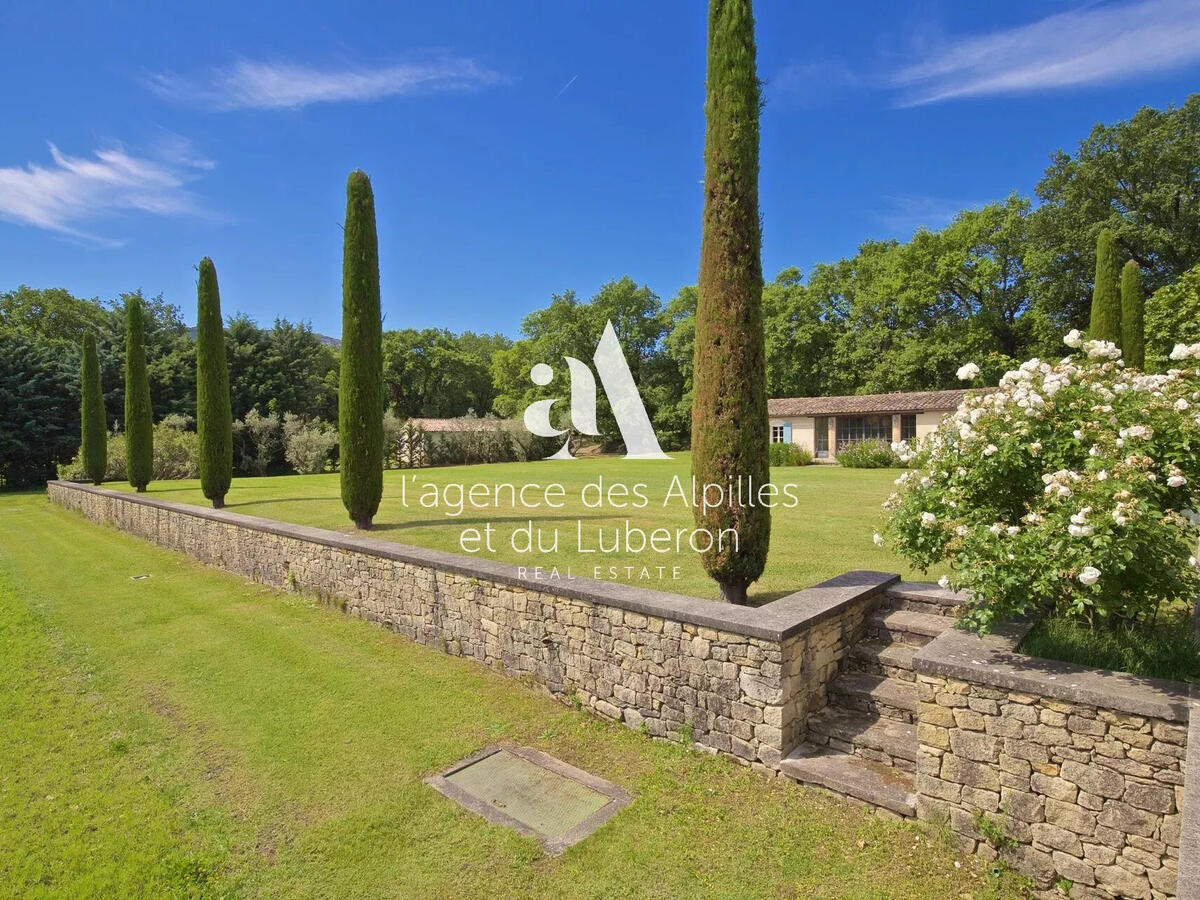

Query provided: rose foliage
[882,333,1200,632]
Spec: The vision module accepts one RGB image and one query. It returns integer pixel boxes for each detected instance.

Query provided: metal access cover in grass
[425,746,631,854]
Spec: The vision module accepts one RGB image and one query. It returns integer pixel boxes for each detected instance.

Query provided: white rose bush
[882,336,1200,632]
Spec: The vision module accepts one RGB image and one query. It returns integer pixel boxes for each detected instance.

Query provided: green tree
[1145,261,1200,370]
[1121,261,1145,369]
[691,0,769,604]
[79,332,107,484]
[124,293,154,492]
[0,333,76,487]
[1029,95,1200,330]
[339,171,384,529]
[1089,228,1122,344]
[196,258,233,508]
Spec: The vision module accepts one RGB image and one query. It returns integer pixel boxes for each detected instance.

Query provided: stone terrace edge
[45,481,897,642]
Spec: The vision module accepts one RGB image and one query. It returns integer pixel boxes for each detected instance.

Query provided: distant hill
[186,327,341,350]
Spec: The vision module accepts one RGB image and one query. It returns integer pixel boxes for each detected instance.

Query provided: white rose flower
[983,444,998,457]
[956,362,981,381]
[920,512,937,527]
[1169,474,1187,488]
[1063,329,1083,348]
[1078,566,1101,586]
[1176,398,1190,411]
[873,532,884,546]
[938,575,951,589]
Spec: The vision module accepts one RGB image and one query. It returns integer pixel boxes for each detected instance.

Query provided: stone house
[768,389,967,460]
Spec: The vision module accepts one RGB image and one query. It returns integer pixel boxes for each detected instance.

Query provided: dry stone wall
[46,481,892,772]
[914,624,1197,899]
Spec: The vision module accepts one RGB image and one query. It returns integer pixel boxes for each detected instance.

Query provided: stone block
[1061,760,1124,800]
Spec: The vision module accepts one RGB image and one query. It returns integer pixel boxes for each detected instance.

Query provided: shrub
[233,408,282,476]
[837,439,900,468]
[768,442,812,466]
[283,413,338,474]
[339,170,384,528]
[59,416,199,482]
[882,335,1200,632]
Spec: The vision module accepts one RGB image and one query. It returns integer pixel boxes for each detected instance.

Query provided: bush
[233,409,283,476]
[882,334,1200,632]
[768,442,812,466]
[837,439,900,468]
[283,413,338,474]
[59,415,199,482]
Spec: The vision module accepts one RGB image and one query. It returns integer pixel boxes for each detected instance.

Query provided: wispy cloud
[769,60,862,107]
[150,55,508,111]
[876,194,972,236]
[0,138,213,247]
[891,0,1200,106]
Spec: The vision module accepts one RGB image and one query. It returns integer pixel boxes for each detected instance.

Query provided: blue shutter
[782,421,792,443]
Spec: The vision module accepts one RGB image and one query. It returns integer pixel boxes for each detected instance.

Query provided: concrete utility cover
[425,746,631,854]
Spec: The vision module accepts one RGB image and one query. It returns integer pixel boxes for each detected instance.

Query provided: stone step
[826,672,916,722]
[779,744,916,817]
[865,608,951,646]
[848,641,918,680]
[805,705,917,771]
[885,581,969,618]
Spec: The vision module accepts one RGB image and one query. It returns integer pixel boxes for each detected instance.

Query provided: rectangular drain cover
[425,746,630,854]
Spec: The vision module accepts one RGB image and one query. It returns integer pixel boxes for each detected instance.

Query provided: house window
[836,414,892,447]
[771,424,786,443]
[900,414,917,442]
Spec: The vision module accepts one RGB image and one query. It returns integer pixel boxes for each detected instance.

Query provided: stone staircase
[778,581,966,817]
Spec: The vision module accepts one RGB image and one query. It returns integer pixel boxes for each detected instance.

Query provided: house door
[814,417,829,458]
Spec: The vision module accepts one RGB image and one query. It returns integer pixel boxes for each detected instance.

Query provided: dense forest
[4,95,1200,485]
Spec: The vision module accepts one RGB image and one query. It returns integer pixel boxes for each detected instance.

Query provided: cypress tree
[690,0,770,605]
[196,257,233,508]
[339,170,384,529]
[79,332,107,485]
[1121,260,1145,369]
[1089,228,1122,345]
[124,294,154,492]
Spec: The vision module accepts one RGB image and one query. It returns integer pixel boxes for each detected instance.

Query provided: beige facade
[767,389,966,461]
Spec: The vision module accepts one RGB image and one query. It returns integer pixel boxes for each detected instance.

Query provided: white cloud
[150,56,508,111]
[876,194,972,236]
[0,138,213,247]
[891,0,1200,105]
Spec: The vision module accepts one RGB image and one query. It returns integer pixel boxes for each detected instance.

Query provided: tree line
[3,94,1200,486]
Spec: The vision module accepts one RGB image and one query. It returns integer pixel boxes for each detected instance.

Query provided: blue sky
[3,0,1200,338]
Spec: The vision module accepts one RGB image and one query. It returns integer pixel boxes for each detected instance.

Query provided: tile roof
[767,389,969,417]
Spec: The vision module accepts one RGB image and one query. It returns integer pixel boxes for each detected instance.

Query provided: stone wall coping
[913,618,1198,723]
[47,481,896,643]
[1178,707,1200,900]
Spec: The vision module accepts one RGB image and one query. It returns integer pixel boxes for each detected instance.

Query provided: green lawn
[105,454,944,602]
[0,493,1024,898]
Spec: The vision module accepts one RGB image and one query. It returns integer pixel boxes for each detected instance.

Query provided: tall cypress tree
[124,294,154,492]
[1121,260,1145,369]
[1089,228,1122,345]
[196,257,233,508]
[339,170,384,529]
[690,0,770,605]
[79,332,107,485]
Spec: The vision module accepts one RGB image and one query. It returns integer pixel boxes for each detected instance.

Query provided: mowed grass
[0,493,1026,898]
[105,454,945,602]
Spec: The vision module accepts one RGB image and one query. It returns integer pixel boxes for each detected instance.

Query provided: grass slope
[105,454,944,602]
[0,493,1022,898]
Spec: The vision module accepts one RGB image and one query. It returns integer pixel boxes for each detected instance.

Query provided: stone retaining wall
[46,481,893,771]
[914,622,1198,899]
